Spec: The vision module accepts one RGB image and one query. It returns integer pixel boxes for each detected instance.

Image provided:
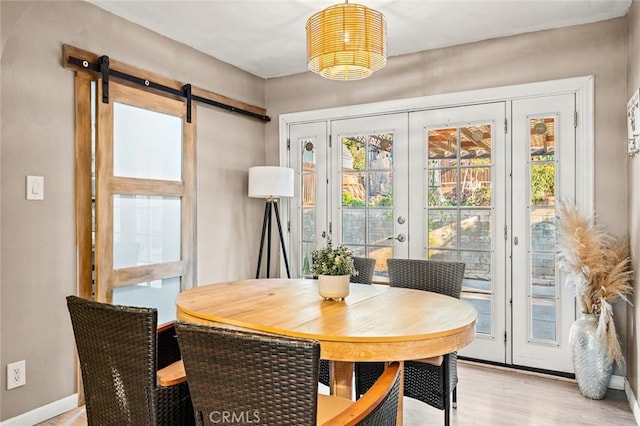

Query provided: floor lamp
[249,166,294,279]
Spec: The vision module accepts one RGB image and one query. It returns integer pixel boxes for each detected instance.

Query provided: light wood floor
[39,361,636,425]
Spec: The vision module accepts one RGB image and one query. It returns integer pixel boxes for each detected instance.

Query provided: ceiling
[87,0,632,79]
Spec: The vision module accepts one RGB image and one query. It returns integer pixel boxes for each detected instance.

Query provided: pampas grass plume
[557,201,633,366]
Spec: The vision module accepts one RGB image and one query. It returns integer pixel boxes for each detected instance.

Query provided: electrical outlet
[7,360,25,390]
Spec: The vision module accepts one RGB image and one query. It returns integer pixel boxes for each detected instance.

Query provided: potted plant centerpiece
[556,202,633,399]
[310,242,356,301]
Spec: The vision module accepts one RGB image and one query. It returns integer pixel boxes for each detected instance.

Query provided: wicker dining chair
[322,362,401,426]
[355,258,466,426]
[175,321,396,426]
[176,322,321,425]
[319,256,376,388]
[66,296,194,426]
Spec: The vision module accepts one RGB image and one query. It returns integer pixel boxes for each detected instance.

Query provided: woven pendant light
[306,1,387,81]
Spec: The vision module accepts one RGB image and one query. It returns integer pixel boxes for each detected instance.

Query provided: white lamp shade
[248,166,294,199]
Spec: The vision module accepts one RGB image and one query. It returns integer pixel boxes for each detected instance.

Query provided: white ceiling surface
[87,0,632,79]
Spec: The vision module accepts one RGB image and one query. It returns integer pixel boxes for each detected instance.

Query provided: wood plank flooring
[38,361,636,425]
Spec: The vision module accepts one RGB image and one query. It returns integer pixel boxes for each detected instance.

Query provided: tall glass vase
[569,313,613,399]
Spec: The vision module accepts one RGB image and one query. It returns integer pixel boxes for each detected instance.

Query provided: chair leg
[443,354,450,426]
[452,386,457,409]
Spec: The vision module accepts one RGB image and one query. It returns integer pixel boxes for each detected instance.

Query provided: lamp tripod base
[255,199,291,279]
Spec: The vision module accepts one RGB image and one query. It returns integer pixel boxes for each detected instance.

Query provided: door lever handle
[387,233,407,242]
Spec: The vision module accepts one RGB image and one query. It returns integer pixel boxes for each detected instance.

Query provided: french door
[287,93,579,373]
[289,115,409,279]
[510,94,576,372]
[409,103,508,363]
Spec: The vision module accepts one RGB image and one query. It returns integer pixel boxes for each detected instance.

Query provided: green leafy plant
[531,163,555,204]
[342,138,365,170]
[310,243,356,277]
[342,192,365,207]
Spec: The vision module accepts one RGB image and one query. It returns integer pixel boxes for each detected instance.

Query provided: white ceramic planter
[317,275,350,301]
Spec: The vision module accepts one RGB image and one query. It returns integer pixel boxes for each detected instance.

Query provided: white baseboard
[625,380,640,425]
[0,394,78,426]
[610,374,626,390]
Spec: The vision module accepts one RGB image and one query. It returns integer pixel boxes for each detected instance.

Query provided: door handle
[387,233,407,243]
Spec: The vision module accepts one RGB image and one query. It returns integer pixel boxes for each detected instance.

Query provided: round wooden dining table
[176,278,477,424]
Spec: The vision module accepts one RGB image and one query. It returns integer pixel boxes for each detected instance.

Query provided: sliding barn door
[95,81,195,324]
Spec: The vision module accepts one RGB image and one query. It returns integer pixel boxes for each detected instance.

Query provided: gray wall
[266,17,629,372]
[627,0,640,407]
[0,1,265,420]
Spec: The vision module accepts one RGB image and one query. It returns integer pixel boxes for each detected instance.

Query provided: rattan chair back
[387,258,465,298]
[351,256,376,284]
[356,362,401,425]
[322,362,400,426]
[175,322,321,426]
[66,295,193,425]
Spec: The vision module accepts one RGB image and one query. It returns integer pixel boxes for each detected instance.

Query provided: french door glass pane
[302,209,316,241]
[342,132,393,279]
[528,116,558,343]
[113,276,180,324]
[460,250,491,283]
[427,124,494,336]
[530,118,556,160]
[427,128,458,167]
[113,195,181,269]
[428,210,457,248]
[532,253,556,297]
[368,210,393,246]
[532,298,557,341]
[460,209,492,251]
[368,172,393,206]
[463,296,491,335]
[343,210,366,245]
[113,103,182,181]
[427,168,457,207]
[343,172,366,206]
[460,167,492,206]
[531,164,556,206]
[300,138,318,277]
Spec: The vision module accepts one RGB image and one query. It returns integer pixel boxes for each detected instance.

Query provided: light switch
[26,176,44,201]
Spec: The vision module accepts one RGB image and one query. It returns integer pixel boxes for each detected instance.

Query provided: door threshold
[458,357,575,382]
